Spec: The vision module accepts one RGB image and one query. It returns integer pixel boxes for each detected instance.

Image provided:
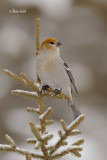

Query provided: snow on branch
[50,114,85,156]
[20,72,39,94]
[11,90,38,98]
[52,146,83,159]
[26,107,40,114]
[26,138,37,144]
[39,107,53,121]
[5,134,16,149]
[0,18,85,160]
[0,144,44,159]
[3,69,29,87]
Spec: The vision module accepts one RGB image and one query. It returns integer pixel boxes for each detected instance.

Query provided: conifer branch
[45,120,54,126]
[20,72,39,94]
[25,153,32,160]
[50,114,85,155]
[43,89,71,102]
[0,144,44,159]
[29,121,42,141]
[34,141,41,150]
[60,119,68,131]
[70,129,82,136]
[0,18,85,160]
[52,147,82,159]
[5,134,16,149]
[36,18,40,55]
[38,95,46,133]
[72,138,84,146]
[39,107,53,121]
[26,138,37,144]
[3,69,71,102]
[58,130,63,138]
[29,121,50,159]
[36,18,41,83]
[3,69,29,87]
[11,90,38,98]
[26,107,40,114]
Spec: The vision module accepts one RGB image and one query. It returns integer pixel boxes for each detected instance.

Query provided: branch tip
[5,134,16,148]
[73,138,84,146]
[60,119,67,131]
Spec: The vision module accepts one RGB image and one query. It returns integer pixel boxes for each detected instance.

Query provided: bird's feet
[42,85,62,95]
[54,88,62,95]
[42,85,50,92]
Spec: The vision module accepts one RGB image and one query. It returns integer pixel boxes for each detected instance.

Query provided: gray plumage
[36,39,81,119]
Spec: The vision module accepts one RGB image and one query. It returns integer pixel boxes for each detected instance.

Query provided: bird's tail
[68,101,81,119]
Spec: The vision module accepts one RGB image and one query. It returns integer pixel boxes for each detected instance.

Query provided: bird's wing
[61,57,78,94]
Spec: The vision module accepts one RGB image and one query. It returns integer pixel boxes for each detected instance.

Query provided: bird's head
[39,38,62,53]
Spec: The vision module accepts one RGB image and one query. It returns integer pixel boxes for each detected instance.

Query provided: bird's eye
[49,42,55,45]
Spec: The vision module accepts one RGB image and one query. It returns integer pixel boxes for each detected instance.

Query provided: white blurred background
[0,0,107,159]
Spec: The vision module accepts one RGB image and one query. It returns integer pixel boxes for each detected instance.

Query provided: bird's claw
[54,88,62,95]
[42,85,50,92]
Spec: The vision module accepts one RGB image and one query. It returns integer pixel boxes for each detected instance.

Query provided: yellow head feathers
[40,38,62,51]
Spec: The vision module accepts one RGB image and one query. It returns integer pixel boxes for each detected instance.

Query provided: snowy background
[0,0,107,159]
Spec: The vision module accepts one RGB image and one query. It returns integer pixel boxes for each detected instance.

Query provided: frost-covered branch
[20,72,39,94]
[3,69,29,87]
[52,146,83,159]
[50,114,85,155]
[0,144,44,159]
[0,18,85,160]
[5,134,16,149]
[11,90,38,98]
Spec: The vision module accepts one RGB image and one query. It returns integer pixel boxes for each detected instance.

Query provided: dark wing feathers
[62,57,78,94]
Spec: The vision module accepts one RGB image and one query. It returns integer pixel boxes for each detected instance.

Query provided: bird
[36,38,81,119]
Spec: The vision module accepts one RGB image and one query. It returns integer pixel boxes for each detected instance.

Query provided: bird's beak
[56,41,62,47]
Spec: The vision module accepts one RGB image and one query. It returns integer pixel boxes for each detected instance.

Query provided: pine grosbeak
[36,38,81,119]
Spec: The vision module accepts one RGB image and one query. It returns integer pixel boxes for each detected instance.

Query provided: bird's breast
[36,53,57,73]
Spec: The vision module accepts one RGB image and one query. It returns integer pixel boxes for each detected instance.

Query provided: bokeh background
[0,0,107,159]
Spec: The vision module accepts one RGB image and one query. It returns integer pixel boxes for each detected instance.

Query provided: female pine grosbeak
[36,38,81,119]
